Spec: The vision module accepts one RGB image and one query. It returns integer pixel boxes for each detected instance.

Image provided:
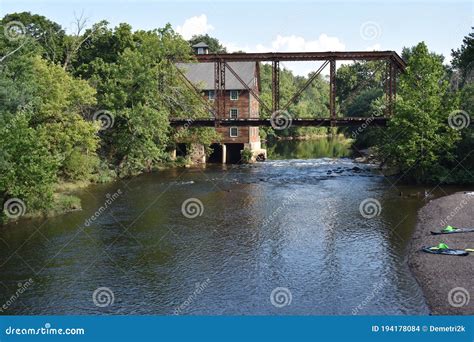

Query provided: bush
[63,148,100,181]
[241,148,253,163]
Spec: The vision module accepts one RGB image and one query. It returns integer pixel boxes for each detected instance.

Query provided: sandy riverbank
[408,191,474,315]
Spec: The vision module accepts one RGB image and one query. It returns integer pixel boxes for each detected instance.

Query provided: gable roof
[176,62,257,90]
[192,42,209,48]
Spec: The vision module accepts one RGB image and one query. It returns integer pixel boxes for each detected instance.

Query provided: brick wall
[205,79,261,144]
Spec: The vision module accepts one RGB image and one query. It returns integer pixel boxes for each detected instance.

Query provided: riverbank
[0,159,189,225]
[408,192,474,315]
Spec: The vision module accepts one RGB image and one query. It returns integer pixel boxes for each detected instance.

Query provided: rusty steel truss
[171,51,405,127]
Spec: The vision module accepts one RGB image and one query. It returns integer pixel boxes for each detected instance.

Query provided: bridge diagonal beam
[282,60,330,112]
[219,60,226,118]
[224,61,272,115]
[174,64,217,119]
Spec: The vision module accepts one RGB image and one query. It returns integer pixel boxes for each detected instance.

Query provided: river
[1,138,464,315]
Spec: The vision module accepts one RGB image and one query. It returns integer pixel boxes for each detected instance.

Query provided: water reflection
[266,137,352,160]
[1,139,465,315]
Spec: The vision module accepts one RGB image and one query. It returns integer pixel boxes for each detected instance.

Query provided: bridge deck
[170,117,389,127]
[195,51,406,70]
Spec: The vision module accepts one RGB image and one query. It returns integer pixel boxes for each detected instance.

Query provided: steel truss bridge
[170,51,406,128]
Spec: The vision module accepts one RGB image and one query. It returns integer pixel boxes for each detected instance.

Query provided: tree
[188,34,227,53]
[81,24,210,176]
[336,61,385,115]
[0,108,59,220]
[380,42,461,183]
[452,28,474,84]
[1,12,66,63]
[0,52,100,220]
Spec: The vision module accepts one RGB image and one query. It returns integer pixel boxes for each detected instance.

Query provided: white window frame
[230,90,239,101]
[208,90,215,101]
[229,127,238,137]
[230,108,238,119]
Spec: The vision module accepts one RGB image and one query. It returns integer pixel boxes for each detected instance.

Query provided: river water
[1,138,463,315]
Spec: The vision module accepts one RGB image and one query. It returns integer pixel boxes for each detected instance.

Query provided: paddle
[429,247,474,252]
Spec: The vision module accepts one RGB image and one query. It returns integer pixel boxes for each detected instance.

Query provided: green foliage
[241,148,253,163]
[188,34,227,53]
[72,23,209,176]
[451,27,474,84]
[346,89,385,149]
[0,110,59,219]
[380,42,461,183]
[0,46,99,218]
[52,194,82,214]
[259,63,329,138]
[27,56,100,181]
[336,61,385,113]
[266,137,351,159]
[2,13,473,224]
[1,12,65,64]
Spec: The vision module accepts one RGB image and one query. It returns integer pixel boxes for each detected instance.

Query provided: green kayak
[430,225,474,235]
[422,247,469,256]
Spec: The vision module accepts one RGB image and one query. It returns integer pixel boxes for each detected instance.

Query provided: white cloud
[269,34,345,52]
[177,15,214,40]
[225,34,346,76]
[226,33,345,54]
[365,43,381,51]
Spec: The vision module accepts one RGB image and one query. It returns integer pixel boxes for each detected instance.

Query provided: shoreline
[408,191,474,315]
[0,160,188,226]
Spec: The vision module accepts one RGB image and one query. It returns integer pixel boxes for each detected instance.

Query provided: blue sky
[1,0,472,75]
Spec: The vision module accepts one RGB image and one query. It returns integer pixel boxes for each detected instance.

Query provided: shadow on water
[0,138,470,315]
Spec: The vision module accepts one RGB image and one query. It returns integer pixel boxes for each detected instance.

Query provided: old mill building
[176,42,267,164]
